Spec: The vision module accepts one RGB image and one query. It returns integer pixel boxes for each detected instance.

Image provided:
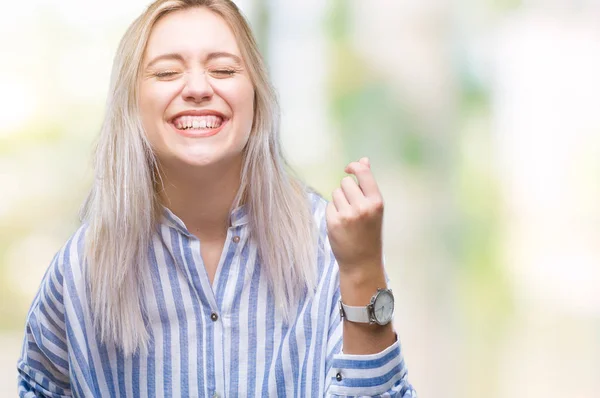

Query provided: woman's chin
[169,151,240,170]
[177,155,219,168]
[154,142,245,171]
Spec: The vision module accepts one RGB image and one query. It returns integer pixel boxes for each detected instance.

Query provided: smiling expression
[139,7,255,170]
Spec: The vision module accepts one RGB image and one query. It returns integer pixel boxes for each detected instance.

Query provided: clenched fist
[326,157,384,278]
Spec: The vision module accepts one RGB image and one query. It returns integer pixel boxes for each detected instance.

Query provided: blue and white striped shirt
[17,194,416,397]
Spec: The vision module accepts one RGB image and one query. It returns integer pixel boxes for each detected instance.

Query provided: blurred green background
[2,0,600,396]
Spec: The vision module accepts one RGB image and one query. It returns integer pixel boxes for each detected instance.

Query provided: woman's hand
[326,157,385,281]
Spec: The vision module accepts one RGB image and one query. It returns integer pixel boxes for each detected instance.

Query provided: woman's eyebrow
[145,51,242,69]
[146,53,185,69]
[205,52,242,64]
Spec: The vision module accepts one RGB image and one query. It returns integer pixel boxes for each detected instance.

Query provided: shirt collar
[160,204,249,236]
[229,204,249,227]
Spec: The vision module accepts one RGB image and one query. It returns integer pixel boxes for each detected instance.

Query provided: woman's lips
[171,119,228,138]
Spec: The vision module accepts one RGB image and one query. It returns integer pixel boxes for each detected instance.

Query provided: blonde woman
[17,0,416,396]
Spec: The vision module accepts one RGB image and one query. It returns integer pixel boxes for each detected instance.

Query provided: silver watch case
[339,288,394,325]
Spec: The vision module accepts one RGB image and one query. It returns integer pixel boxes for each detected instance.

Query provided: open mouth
[171,115,224,131]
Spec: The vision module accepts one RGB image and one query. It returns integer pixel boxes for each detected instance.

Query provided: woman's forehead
[145,7,241,61]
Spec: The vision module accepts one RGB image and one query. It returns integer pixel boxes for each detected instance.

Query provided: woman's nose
[181,71,214,103]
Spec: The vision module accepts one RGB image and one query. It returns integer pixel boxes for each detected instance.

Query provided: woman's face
[139,7,255,171]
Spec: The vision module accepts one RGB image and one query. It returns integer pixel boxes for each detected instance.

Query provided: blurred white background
[1,0,599,396]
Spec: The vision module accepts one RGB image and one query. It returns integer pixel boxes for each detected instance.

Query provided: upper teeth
[173,115,223,130]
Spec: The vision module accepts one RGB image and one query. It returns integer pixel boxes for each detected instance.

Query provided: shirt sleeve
[324,272,417,397]
[312,192,417,396]
[17,253,72,398]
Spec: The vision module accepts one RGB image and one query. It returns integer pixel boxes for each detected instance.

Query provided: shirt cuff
[328,337,411,397]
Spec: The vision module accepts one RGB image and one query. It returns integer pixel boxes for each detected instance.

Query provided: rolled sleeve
[327,338,417,397]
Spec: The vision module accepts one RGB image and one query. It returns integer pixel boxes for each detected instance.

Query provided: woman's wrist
[338,260,387,306]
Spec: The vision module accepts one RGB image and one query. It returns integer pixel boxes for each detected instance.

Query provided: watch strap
[340,302,371,323]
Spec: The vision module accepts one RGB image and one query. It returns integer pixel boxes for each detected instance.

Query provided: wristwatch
[339,288,395,325]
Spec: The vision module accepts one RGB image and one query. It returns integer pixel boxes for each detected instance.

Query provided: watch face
[373,289,394,325]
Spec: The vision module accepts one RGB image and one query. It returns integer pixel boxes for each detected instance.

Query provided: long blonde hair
[81,0,317,355]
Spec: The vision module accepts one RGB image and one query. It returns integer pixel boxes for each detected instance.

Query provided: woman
[17,0,416,396]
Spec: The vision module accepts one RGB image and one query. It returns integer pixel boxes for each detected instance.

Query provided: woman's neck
[158,157,243,242]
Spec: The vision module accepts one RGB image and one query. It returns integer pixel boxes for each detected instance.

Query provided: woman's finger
[340,176,366,206]
[331,187,351,213]
[345,161,381,199]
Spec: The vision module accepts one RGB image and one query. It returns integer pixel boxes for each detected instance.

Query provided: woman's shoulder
[23,223,88,326]
[36,223,89,297]
[56,223,89,270]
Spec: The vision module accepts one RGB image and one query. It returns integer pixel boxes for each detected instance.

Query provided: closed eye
[210,68,239,78]
[153,71,180,79]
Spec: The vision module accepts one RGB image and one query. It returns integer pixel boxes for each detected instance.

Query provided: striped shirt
[17,193,416,397]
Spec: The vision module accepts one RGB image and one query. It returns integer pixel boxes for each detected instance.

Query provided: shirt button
[232,235,240,243]
[336,372,342,382]
[210,312,219,322]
